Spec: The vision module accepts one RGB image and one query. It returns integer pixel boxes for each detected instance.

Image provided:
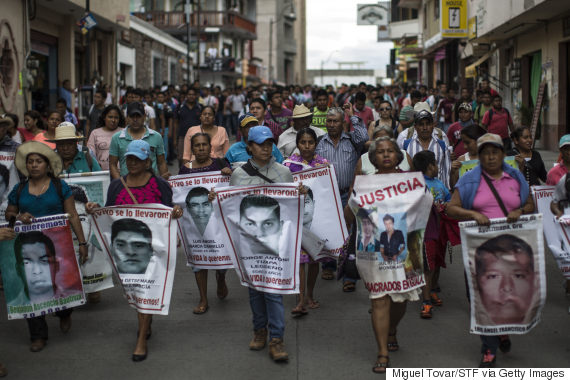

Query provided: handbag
[120,176,139,204]
[481,174,508,217]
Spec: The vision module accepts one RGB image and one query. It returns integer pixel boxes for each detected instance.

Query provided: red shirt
[482,108,512,139]
[345,106,374,131]
[546,163,568,185]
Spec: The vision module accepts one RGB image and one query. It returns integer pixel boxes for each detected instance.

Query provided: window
[434,0,439,21]
[153,56,162,86]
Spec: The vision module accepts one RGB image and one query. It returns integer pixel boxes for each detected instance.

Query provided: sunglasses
[379,108,392,111]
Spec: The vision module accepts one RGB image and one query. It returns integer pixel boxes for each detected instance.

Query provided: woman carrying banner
[283,128,330,315]
[33,110,63,150]
[344,136,419,374]
[182,106,230,164]
[4,141,89,353]
[228,125,307,363]
[179,132,231,314]
[358,125,411,175]
[87,105,126,170]
[446,133,535,367]
[86,139,183,362]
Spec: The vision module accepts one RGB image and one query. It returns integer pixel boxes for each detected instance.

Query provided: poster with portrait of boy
[0,214,85,320]
[291,165,348,260]
[91,204,177,315]
[460,215,546,335]
[216,184,302,295]
[0,151,20,220]
[63,172,114,293]
[348,172,433,300]
[169,171,233,269]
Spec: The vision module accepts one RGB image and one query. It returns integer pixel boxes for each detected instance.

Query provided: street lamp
[268,1,296,84]
[320,50,338,86]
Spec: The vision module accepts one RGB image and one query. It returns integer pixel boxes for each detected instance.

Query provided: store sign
[440,0,468,38]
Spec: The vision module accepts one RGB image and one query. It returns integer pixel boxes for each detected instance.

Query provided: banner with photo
[0,214,85,320]
[63,171,114,293]
[169,172,233,269]
[0,150,20,220]
[459,156,518,178]
[460,215,546,335]
[291,165,348,260]
[216,184,302,295]
[532,186,570,279]
[91,204,177,315]
[348,172,432,299]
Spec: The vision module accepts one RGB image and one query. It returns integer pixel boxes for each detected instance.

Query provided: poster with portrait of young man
[0,214,85,319]
[460,215,546,335]
[169,171,233,269]
[216,184,302,295]
[91,204,177,315]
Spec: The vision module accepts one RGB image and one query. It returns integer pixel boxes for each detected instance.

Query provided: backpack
[374,119,400,137]
[487,107,510,124]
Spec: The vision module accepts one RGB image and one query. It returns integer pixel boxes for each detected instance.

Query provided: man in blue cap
[225,113,283,168]
[109,102,169,180]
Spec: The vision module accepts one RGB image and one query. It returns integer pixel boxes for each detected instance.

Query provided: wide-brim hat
[46,122,85,142]
[15,141,63,177]
[292,104,313,119]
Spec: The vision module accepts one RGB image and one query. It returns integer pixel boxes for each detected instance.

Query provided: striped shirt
[315,115,368,192]
[405,137,451,188]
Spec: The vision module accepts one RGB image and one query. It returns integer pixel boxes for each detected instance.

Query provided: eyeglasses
[379,108,392,111]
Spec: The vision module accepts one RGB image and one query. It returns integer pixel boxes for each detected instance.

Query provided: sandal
[193,304,209,314]
[343,282,356,292]
[291,306,308,318]
[307,299,320,309]
[372,355,390,374]
[321,269,334,280]
[388,334,399,352]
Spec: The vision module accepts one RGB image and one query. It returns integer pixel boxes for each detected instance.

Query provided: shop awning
[465,47,497,78]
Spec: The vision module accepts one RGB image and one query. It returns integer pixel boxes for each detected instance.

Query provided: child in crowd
[413,151,451,319]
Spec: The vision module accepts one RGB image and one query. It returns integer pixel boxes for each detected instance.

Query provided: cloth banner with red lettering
[348,172,432,299]
[460,215,546,335]
[91,204,177,315]
[0,214,85,320]
[291,165,348,260]
[532,186,570,279]
[169,172,233,269]
[216,184,302,295]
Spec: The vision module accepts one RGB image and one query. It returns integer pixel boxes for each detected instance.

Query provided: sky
[306,0,393,72]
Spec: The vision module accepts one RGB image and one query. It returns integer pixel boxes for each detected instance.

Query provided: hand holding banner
[91,204,177,315]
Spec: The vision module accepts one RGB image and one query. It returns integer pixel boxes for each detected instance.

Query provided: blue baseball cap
[125,140,150,160]
[559,134,570,148]
[247,126,274,144]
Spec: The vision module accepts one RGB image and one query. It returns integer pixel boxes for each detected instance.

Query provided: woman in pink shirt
[447,133,534,368]
[182,106,229,164]
[34,110,63,150]
[87,105,125,170]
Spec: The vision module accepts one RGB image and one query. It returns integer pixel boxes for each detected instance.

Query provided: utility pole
[196,0,201,82]
[85,0,90,85]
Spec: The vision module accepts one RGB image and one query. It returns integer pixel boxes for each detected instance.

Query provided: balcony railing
[133,10,256,35]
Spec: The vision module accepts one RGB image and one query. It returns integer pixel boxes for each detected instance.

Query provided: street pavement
[0,151,569,379]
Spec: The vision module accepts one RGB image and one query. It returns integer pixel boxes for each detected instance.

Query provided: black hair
[47,109,64,122]
[412,150,436,174]
[382,214,394,223]
[187,87,198,95]
[111,218,152,243]
[295,128,318,146]
[200,105,216,116]
[316,89,328,99]
[493,94,502,101]
[250,97,266,109]
[355,92,366,102]
[24,110,44,130]
[475,234,534,275]
[377,99,392,108]
[132,88,144,98]
[56,98,67,106]
[185,186,210,205]
[510,125,530,141]
[411,90,422,99]
[460,124,487,141]
[240,195,280,219]
[97,105,126,129]
[4,113,19,127]
[95,89,107,98]
[14,231,58,297]
[190,132,211,147]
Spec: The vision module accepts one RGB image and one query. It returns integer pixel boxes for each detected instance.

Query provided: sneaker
[479,349,496,368]
[430,291,443,306]
[268,338,289,362]
[499,335,511,353]
[420,303,433,319]
[249,328,267,350]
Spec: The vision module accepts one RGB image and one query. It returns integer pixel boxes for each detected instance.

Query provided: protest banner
[62,171,114,293]
[459,156,518,178]
[460,215,546,335]
[348,172,432,299]
[0,214,85,320]
[532,186,570,279]
[291,165,348,260]
[91,203,177,315]
[216,184,302,294]
[169,172,233,269]
[0,150,20,220]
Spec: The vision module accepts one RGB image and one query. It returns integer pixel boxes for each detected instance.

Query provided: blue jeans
[480,335,500,355]
[248,287,284,339]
